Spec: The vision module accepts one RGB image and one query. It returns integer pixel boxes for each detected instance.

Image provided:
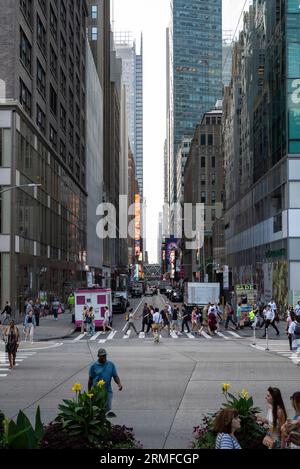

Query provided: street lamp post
[0,183,42,195]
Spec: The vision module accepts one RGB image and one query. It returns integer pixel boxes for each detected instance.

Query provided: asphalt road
[1,293,299,449]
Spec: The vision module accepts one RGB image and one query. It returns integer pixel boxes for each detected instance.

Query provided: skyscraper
[167,0,223,206]
[114,33,144,200]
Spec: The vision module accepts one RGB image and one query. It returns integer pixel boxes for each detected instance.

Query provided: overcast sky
[112,0,249,263]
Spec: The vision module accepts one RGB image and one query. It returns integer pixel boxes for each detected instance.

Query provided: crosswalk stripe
[98,339,107,344]
[0,374,8,377]
[216,332,229,340]
[201,331,212,339]
[226,331,241,338]
[185,332,195,339]
[123,330,132,339]
[107,331,117,341]
[89,332,101,341]
[72,333,87,342]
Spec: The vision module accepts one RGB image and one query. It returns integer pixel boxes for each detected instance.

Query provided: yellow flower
[240,389,249,400]
[222,383,231,393]
[72,383,82,393]
[87,393,94,399]
[98,380,105,387]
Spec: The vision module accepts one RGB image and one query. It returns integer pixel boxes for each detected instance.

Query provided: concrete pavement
[1,294,300,449]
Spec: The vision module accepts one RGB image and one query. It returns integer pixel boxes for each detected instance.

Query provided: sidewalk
[10,311,76,342]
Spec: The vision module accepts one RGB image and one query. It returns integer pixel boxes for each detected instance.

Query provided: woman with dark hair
[282,392,300,449]
[214,408,242,449]
[286,307,295,351]
[257,387,287,448]
[3,320,20,369]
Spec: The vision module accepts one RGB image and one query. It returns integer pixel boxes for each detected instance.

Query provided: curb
[33,327,77,342]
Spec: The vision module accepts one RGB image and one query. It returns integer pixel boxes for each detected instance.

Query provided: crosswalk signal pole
[252,324,256,346]
[265,326,269,351]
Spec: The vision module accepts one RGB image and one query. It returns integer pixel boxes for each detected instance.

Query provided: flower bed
[191,384,267,449]
[0,381,142,450]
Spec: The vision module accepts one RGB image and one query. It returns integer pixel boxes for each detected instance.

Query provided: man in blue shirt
[88,348,123,410]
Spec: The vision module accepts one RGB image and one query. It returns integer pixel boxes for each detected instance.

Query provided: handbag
[286,421,300,446]
[262,434,276,449]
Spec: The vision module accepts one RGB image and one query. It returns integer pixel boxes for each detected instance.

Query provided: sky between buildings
[112,0,249,263]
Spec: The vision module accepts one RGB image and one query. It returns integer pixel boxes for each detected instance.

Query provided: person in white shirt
[103,306,113,333]
[261,305,279,337]
[268,299,278,321]
[295,301,300,318]
[124,308,139,336]
[289,316,300,356]
[152,308,163,343]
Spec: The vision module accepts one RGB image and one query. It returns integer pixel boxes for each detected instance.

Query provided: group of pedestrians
[81,305,113,337]
[215,387,300,450]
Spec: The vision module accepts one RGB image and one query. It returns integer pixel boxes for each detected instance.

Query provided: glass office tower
[168,0,222,205]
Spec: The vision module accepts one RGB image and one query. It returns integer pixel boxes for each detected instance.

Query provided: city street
[1,294,299,449]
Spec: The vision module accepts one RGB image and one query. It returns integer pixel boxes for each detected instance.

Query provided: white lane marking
[89,332,102,341]
[201,331,212,339]
[250,344,265,351]
[123,330,132,339]
[216,331,229,340]
[18,343,63,351]
[226,331,242,338]
[185,332,195,339]
[98,339,107,344]
[72,333,87,342]
[107,331,117,341]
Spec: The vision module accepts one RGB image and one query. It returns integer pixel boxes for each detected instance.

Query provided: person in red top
[208,308,218,336]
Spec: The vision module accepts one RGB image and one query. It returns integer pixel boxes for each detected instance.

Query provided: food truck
[74,288,112,330]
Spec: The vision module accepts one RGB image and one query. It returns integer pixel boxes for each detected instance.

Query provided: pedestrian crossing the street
[251,341,300,366]
[68,328,245,345]
[0,351,37,378]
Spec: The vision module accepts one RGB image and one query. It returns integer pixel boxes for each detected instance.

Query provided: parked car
[170,290,183,303]
[112,294,127,314]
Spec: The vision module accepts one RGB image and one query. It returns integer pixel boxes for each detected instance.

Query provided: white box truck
[184,283,220,306]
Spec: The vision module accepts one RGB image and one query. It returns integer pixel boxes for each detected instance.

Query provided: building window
[201,174,206,186]
[211,192,216,205]
[60,105,66,133]
[201,192,206,203]
[212,174,216,186]
[19,79,32,116]
[36,104,46,134]
[69,120,74,145]
[49,125,57,149]
[91,27,98,41]
[69,87,74,114]
[50,84,57,115]
[60,33,67,62]
[208,134,213,145]
[211,209,216,222]
[50,5,57,39]
[200,134,206,146]
[60,140,66,161]
[20,0,32,26]
[212,157,215,168]
[91,5,98,19]
[60,68,66,97]
[50,45,58,78]
[37,15,46,56]
[37,60,46,97]
[206,117,210,125]
[201,157,205,168]
[20,28,32,75]
[60,0,66,28]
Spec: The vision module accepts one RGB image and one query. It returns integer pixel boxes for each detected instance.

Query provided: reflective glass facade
[287,0,300,154]
[169,0,222,204]
[172,0,222,147]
